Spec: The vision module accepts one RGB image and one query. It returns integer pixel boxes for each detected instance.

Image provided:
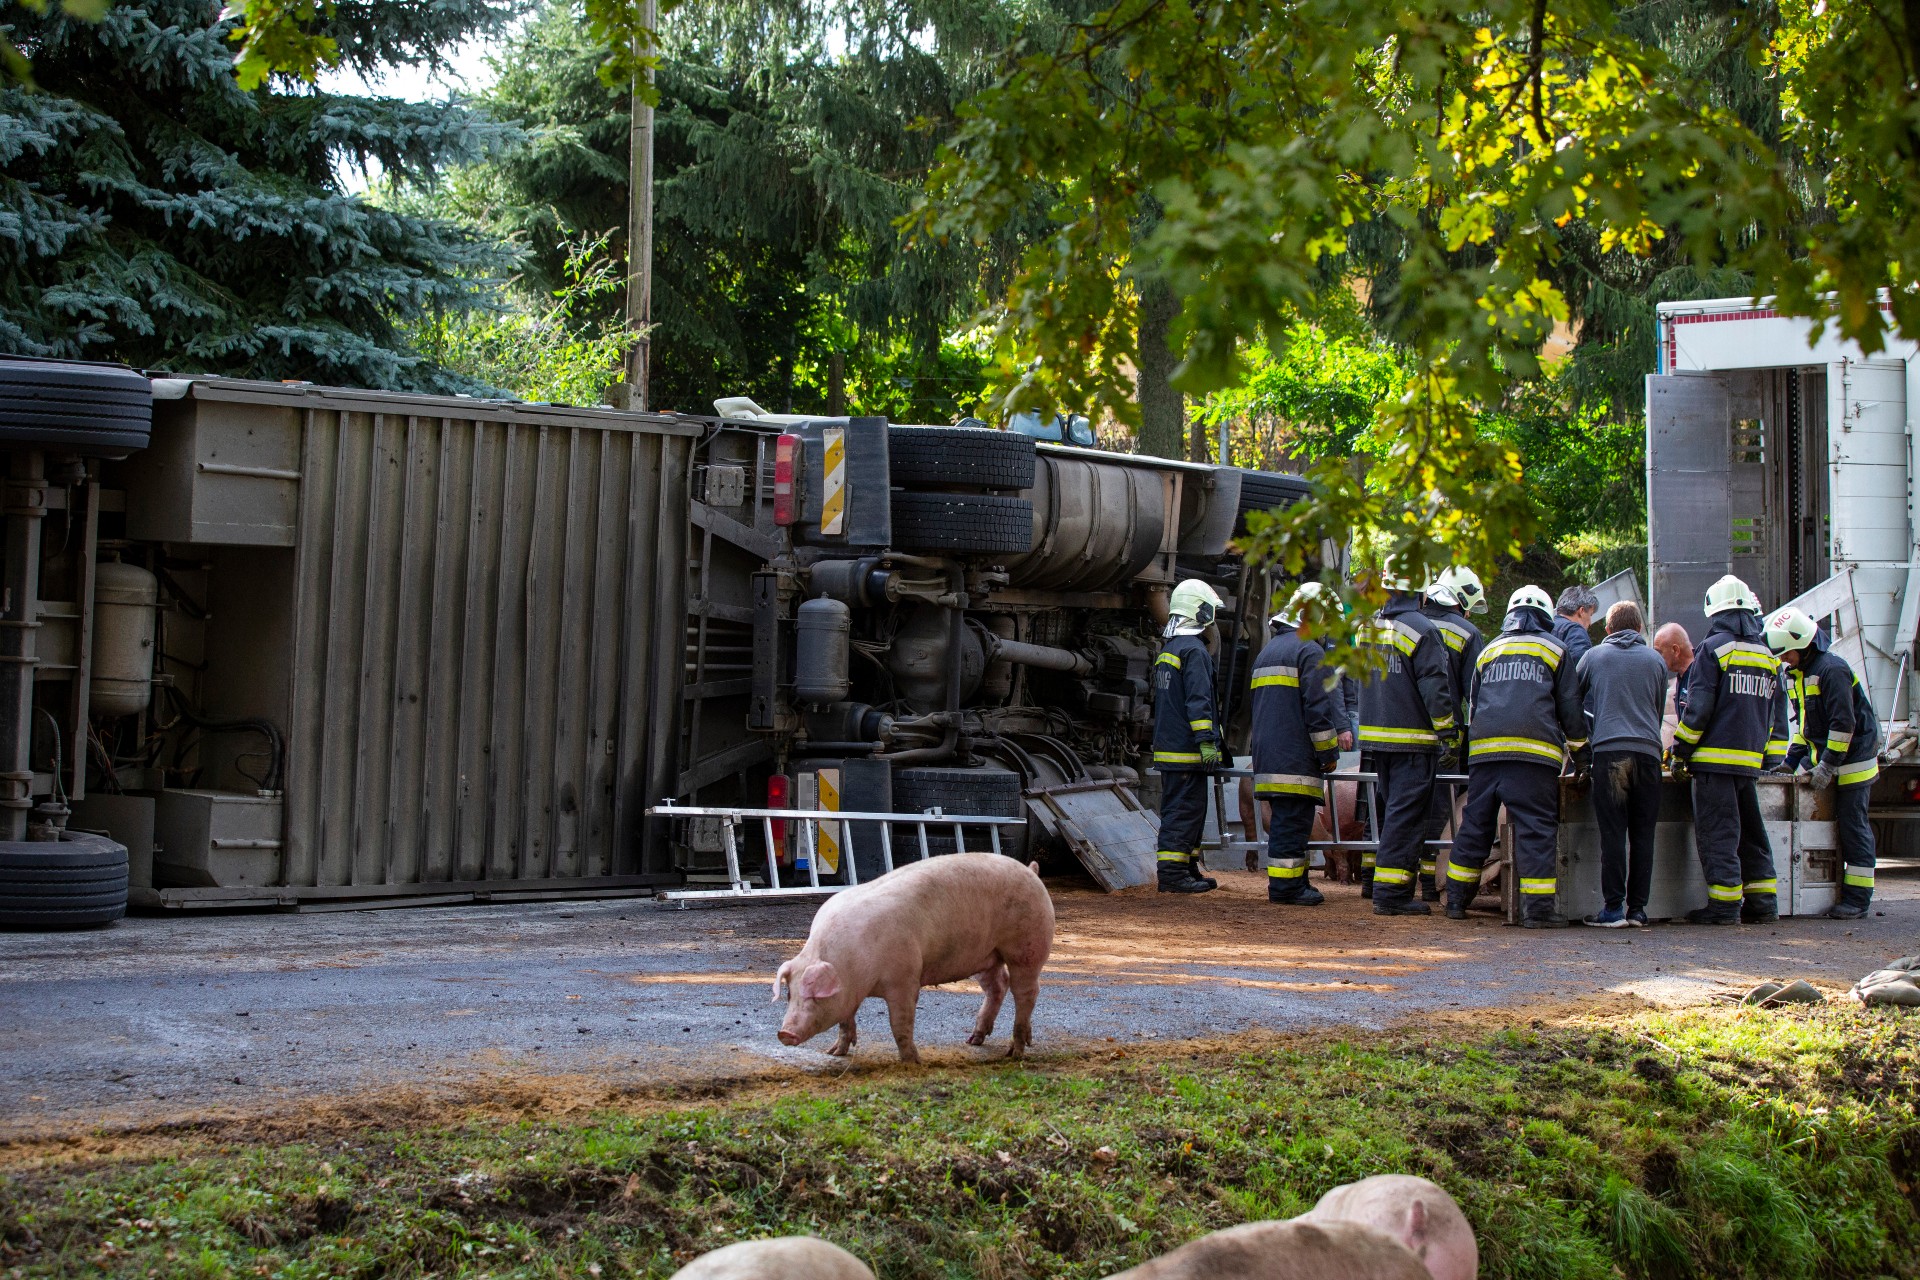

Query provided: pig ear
[799,959,841,1000]
[772,959,795,1003]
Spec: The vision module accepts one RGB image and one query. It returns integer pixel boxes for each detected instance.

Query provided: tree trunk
[1136,278,1183,459]
[827,351,846,416]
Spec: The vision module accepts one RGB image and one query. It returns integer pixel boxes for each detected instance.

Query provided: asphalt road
[2,869,1915,1139]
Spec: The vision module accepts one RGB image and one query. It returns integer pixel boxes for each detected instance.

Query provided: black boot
[1158,860,1215,894]
[1685,903,1741,925]
[1373,895,1432,916]
[1742,894,1779,925]
[1360,867,1375,899]
[1443,884,1472,921]
[1521,908,1571,929]
[1419,871,1440,902]
[1828,886,1872,919]
[1190,855,1218,889]
[1270,880,1325,905]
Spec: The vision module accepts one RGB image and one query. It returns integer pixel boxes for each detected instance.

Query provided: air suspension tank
[793,596,852,704]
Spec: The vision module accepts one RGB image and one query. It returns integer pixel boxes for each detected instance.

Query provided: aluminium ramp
[1028,781,1160,892]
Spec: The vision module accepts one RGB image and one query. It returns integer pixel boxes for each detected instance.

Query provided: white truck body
[1650,297,1920,741]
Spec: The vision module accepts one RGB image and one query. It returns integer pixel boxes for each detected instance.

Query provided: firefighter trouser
[1448,760,1560,919]
[1264,795,1318,899]
[1371,751,1437,904]
[1157,770,1210,864]
[1835,780,1877,907]
[1690,773,1777,912]
[1420,746,1459,880]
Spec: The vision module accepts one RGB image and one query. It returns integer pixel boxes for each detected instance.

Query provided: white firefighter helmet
[1169,579,1224,628]
[1441,565,1488,615]
[1379,555,1414,592]
[1508,584,1553,615]
[1704,574,1762,616]
[1271,581,1329,628]
[1423,576,1460,608]
[1765,605,1818,655]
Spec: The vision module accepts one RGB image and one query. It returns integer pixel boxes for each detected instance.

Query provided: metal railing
[647,801,1027,907]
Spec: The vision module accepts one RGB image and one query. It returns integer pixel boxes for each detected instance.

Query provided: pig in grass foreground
[772,851,1054,1062]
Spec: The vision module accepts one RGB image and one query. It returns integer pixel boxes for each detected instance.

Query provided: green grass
[3,1006,1917,1279]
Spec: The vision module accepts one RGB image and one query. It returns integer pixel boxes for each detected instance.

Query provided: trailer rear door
[1646,372,1731,640]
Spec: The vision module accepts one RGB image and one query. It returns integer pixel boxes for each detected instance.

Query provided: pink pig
[772,852,1055,1062]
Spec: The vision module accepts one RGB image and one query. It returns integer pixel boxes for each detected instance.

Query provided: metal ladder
[646,802,1027,907]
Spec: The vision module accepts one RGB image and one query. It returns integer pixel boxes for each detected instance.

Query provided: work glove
[1809,759,1837,790]
[1766,762,1795,775]
[1570,746,1592,782]
[1668,751,1691,783]
[1198,741,1222,767]
[1320,754,1340,775]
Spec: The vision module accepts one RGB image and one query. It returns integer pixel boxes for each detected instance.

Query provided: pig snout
[777,1028,800,1046]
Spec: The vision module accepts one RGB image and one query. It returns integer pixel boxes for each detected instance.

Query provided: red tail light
[767,772,790,845]
[773,433,799,526]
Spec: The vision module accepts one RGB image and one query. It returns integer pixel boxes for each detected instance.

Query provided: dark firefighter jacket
[1672,610,1790,777]
[1466,607,1587,768]
[1153,632,1220,771]
[1249,624,1343,798]
[1783,628,1881,788]
[1422,600,1486,726]
[1358,594,1455,753]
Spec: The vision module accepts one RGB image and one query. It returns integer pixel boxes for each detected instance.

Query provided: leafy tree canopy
[916,0,1909,667]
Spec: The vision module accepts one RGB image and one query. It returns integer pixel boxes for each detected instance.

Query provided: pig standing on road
[771,851,1054,1063]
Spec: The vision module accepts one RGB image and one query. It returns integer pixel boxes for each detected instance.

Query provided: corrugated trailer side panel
[280,405,693,889]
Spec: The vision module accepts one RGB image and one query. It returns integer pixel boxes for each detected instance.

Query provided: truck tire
[1234,469,1312,535]
[0,358,153,458]
[0,833,129,928]
[888,426,1036,491]
[890,491,1034,555]
[892,766,1025,857]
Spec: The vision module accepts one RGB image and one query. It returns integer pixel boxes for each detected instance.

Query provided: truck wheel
[891,766,1025,858]
[888,426,1036,490]
[0,834,129,929]
[0,359,153,458]
[890,491,1034,555]
[1234,469,1311,535]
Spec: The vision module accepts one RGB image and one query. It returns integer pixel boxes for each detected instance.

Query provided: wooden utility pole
[624,0,657,410]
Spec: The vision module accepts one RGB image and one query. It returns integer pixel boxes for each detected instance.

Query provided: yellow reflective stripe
[1361,725,1439,744]
[1366,621,1418,656]
[1838,758,1880,786]
[1156,651,1182,668]
[1692,747,1764,768]
[1468,736,1565,763]
[1190,719,1214,731]
[1373,867,1412,885]
[1268,864,1308,878]
[1252,664,1299,688]
[1765,739,1790,759]
[1844,864,1876,887]
[1251,674,1299,688]
[1479,638,1562,670]
[1673,722,1703,745]
[1255,773,1324,797]
[1802,676,1822,694]
[1447,862,1481,883]
[1744,879,1777,894]
[1707,883,1744,902]
[1156,851,1189,863]
[1431,715,1457,732]
[1360,852,1377,868]
[1722,651,1780,672]
[1419,857,1438,873]
[1155,751,1203,763]
[1519,877,1556,895]
[1826,731,1853,750]
[1310,730,1339,748]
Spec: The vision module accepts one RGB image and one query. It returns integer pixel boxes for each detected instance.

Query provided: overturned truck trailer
[9,371,1303,908]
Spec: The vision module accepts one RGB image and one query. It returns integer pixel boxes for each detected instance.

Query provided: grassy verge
[2,1006,1917,1280]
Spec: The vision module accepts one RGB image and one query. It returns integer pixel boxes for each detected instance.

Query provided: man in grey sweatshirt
[1575,601,1671,926]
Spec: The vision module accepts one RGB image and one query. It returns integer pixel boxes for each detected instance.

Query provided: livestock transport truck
[1548,297,1920,920]
[0,360,1307,919]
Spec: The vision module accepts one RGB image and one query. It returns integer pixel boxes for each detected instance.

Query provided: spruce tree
[0,0,518,390]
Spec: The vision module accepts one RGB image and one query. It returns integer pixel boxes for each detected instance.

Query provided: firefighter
[1443,585,1587,927]
[1420,567,1487,899]
[1153,578,1226,894]
[1766,606,1880,919]
[1250,582,1346,905]
[1670,575,1790,924]
[1358,564,1455,915]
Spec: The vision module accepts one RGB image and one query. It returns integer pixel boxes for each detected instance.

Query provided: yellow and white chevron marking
[820,427,846,535]
[815,766,842,873]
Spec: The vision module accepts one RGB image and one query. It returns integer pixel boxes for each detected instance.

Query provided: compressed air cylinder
[90,561,158,717]
[794,596,852,704]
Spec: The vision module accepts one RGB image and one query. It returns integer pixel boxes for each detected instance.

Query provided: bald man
[1652,622,1694,750]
